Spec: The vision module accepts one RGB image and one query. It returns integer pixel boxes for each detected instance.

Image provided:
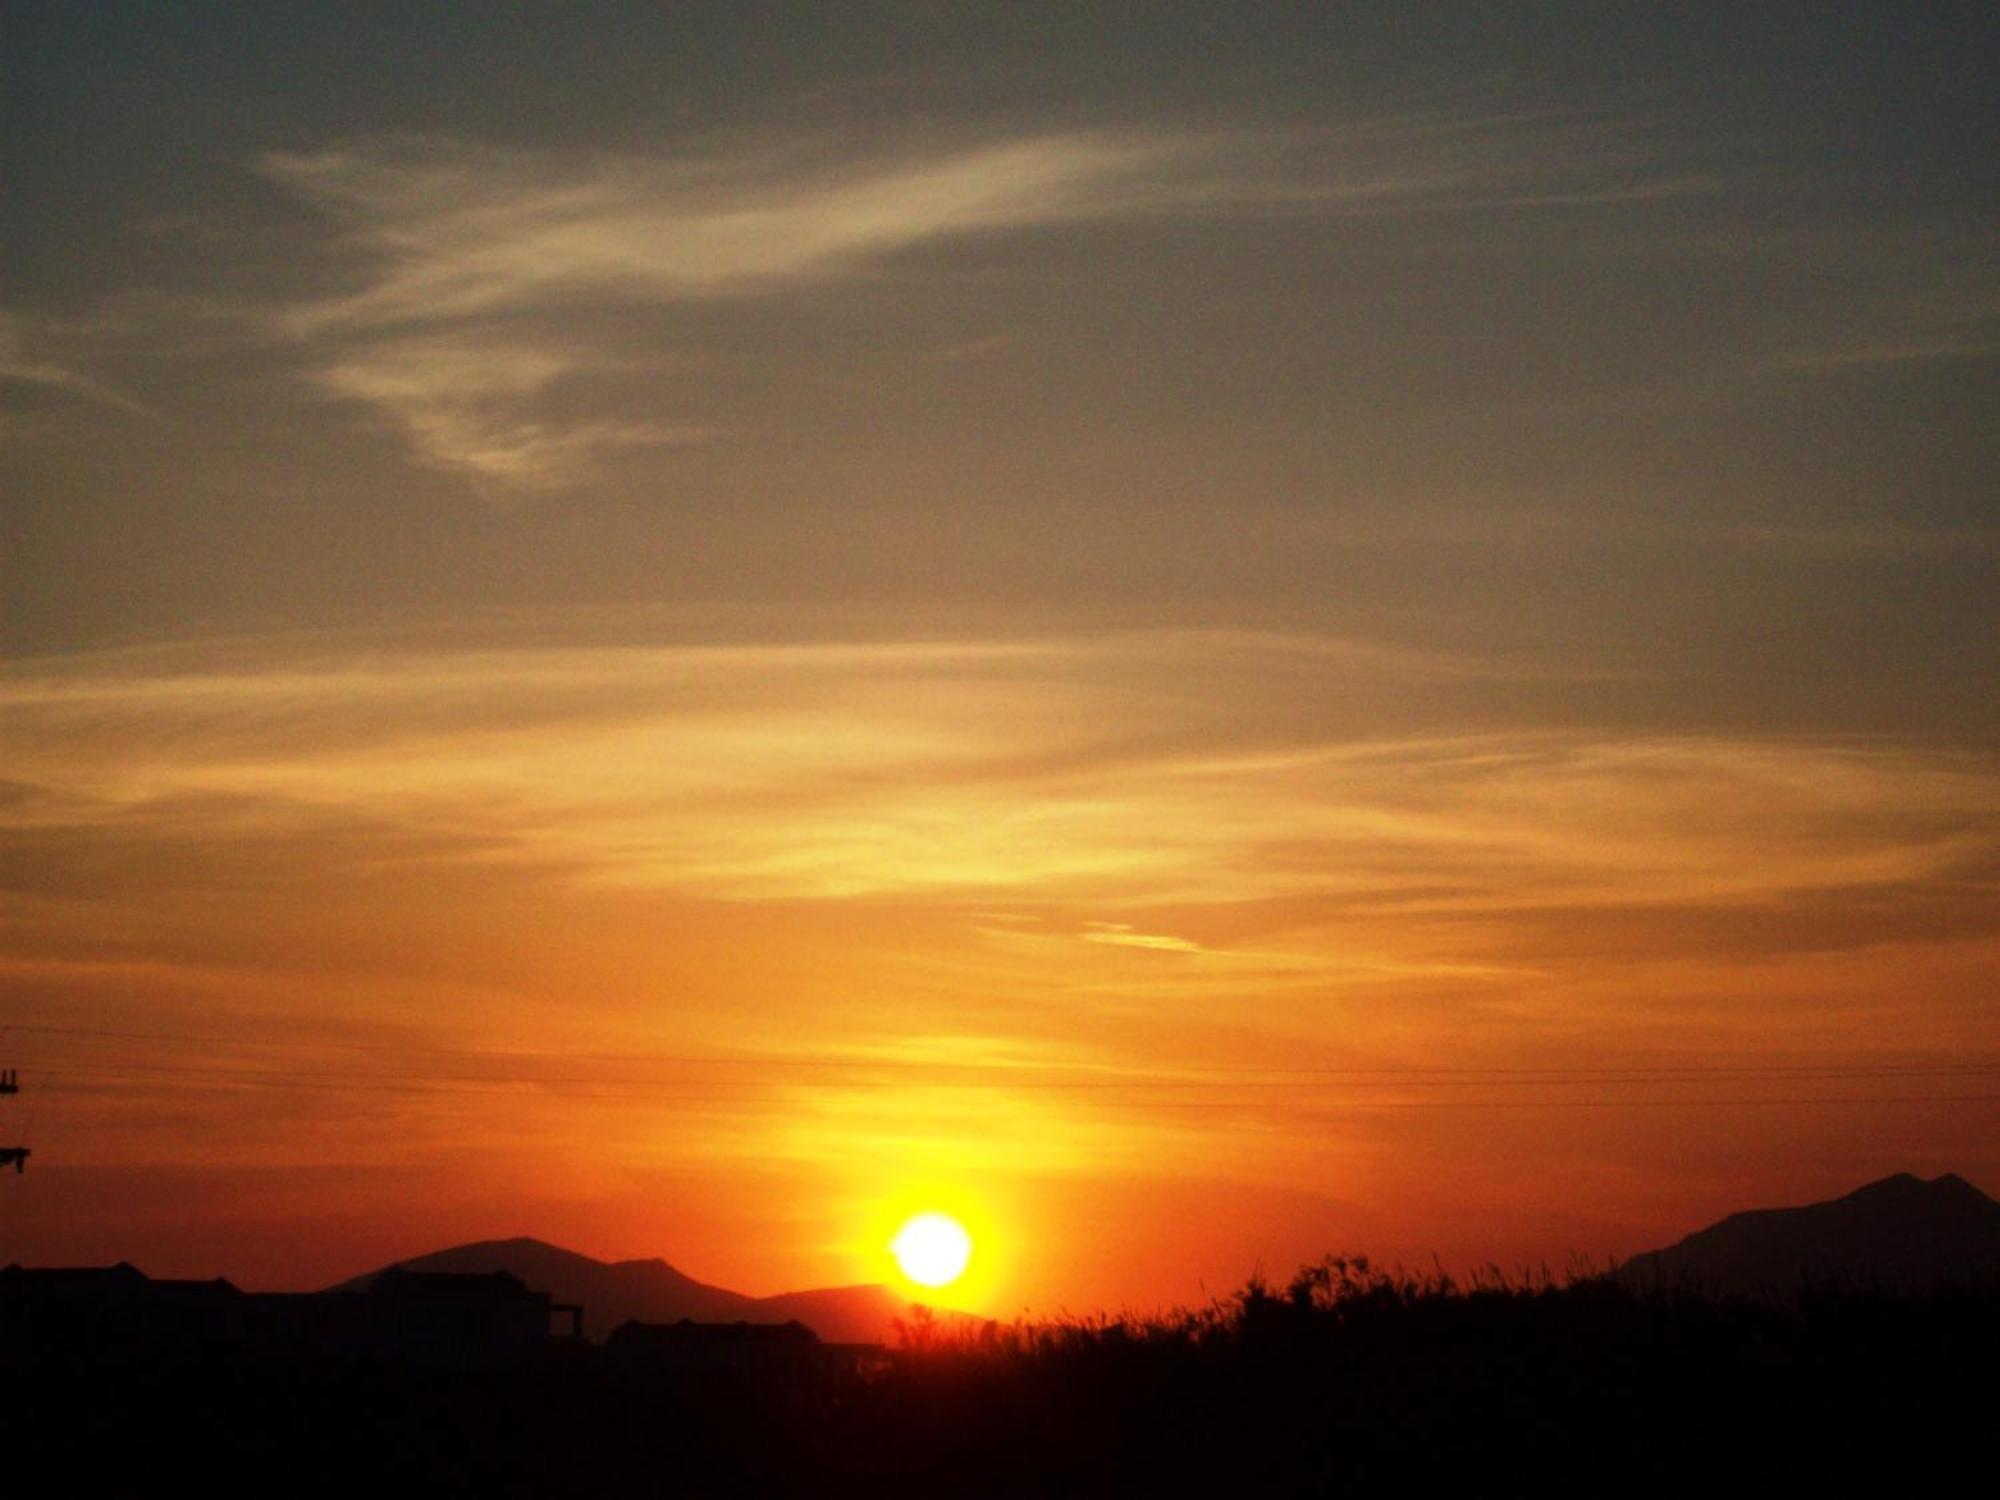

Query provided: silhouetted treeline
[8,1258,1993,1495]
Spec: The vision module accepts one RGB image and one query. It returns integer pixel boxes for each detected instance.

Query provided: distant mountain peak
[327,1236,948,1344]
[1833,1172,1993,1210]
[1615,1171,2000,1297]
[459,1235,579,1255]
[1921,1171,1982,1198]
[1842,1171,1922,1197]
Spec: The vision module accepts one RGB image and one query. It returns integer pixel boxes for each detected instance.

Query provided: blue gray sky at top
[2,2,1993,746]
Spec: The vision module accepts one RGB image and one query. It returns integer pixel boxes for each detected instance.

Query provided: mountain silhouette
[327,1236,948,1343]
[1613,1172,2000,1296]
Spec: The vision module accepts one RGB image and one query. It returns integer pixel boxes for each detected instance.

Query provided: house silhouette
[1,1262,582,1369]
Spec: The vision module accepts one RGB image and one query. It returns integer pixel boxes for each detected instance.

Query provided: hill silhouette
[1613,1172,2000,1296]
[327,1236,942,1342]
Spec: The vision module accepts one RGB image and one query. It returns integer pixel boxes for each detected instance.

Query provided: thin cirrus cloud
[260,132,1196,488]
[256,115,1694,491]
[0,309,159,423]
[5,628,1991,933]
[310,329,715,490]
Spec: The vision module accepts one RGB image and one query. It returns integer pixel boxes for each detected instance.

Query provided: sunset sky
[3,3,1995,1312]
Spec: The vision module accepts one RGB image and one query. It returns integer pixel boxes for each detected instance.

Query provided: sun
[890,1211,974,1289]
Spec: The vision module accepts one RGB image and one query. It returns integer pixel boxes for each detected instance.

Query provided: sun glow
[891,1212,974,1289]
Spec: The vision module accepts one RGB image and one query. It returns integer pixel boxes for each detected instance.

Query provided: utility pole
[1,1067,27,1172]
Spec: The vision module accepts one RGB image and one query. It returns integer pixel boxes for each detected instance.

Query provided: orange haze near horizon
[3,624,1993,1310]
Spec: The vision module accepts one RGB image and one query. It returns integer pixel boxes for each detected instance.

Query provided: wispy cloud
[260,132,1192,487]
[0,310,159,421]
[311,327,714,489]
[1080,922,1204,954]
[259,115,1694,491]
[1755,278,2000,382]
[263,134,1187,331]
[6,627,1990,925]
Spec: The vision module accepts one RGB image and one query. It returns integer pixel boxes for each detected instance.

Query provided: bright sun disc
[891,1212,973,1288]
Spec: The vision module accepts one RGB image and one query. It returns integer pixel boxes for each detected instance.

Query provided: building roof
[0,1261,151,1289]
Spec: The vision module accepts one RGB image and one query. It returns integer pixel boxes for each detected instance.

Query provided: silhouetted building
[1,1262,580,1370]
[1,1262,245,1356]
[254,1267,573,1367]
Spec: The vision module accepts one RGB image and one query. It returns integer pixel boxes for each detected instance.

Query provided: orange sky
[3,4,1995,1311]
[3,622,1992,1308]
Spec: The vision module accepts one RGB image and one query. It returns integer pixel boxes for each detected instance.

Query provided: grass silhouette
[11,1254,1993,1493]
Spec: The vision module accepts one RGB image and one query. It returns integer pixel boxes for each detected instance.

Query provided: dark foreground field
[9,1259,1994,1495]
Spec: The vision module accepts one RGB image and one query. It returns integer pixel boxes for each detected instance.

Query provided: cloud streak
[7,627,1991,924]
[264,134,1189,330]
[262,132,1193,486]
[0,310,159,421]
[259,115,1695,490]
